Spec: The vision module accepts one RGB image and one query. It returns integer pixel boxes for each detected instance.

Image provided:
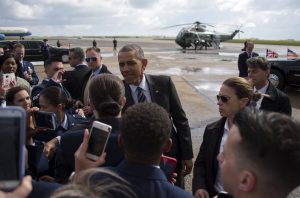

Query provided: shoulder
[205,118,226,131]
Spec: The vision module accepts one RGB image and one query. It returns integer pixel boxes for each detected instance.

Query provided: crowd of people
[0,41,299,198]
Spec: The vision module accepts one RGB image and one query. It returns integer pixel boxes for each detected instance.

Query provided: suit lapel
[145,74,160,103]
[123,82,134,112]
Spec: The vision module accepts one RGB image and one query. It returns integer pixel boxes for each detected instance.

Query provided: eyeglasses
[216,95,231,103]
[85,57,97,62]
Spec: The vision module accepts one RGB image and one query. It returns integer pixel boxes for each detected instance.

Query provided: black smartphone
[0,107,26,190]
[33,111,57,130]
[159,155,177,182]
[87,121,112,161]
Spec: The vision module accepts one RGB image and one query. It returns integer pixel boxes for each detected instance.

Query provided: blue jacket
[18,61,39,85]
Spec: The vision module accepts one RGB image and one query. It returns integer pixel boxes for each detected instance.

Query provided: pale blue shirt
[129,75,151,104]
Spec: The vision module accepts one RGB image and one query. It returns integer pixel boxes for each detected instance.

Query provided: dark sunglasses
[85,57,97,62]
[216,95,231,103]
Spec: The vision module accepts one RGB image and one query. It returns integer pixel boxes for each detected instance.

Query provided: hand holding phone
[33,111,57,130]
[1,73,16,90]
[86,121,111,161]
[159,155,177,183]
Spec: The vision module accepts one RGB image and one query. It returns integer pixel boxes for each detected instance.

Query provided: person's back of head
[222,108,300,198]
[51,168,137,198]
[121,103,172,164]
[69,47,85,64]
[89,74,125,118]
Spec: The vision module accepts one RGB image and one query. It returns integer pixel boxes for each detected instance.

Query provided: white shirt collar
[129,74,147,92]
[254,81,269,94]
[60,114,68,130]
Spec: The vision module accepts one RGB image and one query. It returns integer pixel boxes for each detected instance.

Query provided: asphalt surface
[33,37,300,193]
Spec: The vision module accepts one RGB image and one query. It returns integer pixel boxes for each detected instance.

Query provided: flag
[266,49,278,58]
[287,48,298,59]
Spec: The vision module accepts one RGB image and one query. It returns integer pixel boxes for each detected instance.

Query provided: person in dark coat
[237,41,258,78]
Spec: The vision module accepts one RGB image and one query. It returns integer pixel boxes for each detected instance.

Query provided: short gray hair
[69,47,85,62]
[118,44,145,60]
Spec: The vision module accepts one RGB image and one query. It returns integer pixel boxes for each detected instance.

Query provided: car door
[286,59,300,86]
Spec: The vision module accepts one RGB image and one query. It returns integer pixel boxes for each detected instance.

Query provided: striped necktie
[136,87,146,103]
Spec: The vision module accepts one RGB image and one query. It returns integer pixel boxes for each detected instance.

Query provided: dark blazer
[55,117,124,181]
[17,61,39,85]
[260,81,292,116]
[29,180,62,198]
[62,64,90,102]
[192,117,226,198]
[33,113,86,142]
[123,74,193,161]
[238,51,259,77]
[31,79,71,107]
[101,160,194,198]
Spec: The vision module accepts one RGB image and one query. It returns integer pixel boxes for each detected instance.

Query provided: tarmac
[34,37,300,192]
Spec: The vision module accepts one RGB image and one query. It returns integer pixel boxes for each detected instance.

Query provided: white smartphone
[0,107,26,190]
[87,121,112,161]
[2,73,15,90]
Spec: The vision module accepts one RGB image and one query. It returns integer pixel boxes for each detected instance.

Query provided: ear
[239,97,249,108]
[141,58,148,71]
[239,170,256,192]
[56,103,63,111]
[162,138,172,153]
[120,96,126,109]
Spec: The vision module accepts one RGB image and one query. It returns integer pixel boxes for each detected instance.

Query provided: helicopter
[164,21,242,50]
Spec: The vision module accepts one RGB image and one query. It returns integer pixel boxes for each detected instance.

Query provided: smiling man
[118,44,193,188]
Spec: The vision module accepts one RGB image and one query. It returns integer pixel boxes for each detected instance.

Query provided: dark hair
[69,47,85,62]
[247,56,269,71]
[121,103,171,161]
[233,108,300,193]
[89,74,124,117]
[86,47,101,54]
[13,43,25,50]
[5,86,29,106]
[118,44,145,60]
[44,57,62,68]
[222,77,253,105]
[39,86,73,110]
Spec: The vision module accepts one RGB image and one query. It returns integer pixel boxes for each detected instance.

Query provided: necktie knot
[136,87,146,103]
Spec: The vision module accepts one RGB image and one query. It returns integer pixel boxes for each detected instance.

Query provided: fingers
[95,152,106,167]
[194,189,210,198]
[11,175,32,198]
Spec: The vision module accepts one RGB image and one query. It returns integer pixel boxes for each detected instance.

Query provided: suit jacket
[123,74,193,161]
[100,160,194,198]
[55,117,124,181]
[260,81,292,116]
[192,117,226,197]
[31,79,71,107]
[17,61,39,85]
[62,64,90,102]
[33,113,86,142]
[238,51,259,77]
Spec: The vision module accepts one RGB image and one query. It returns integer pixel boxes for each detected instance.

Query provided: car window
[27,42,40,49]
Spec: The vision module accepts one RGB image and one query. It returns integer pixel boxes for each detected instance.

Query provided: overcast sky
[0,0,300,40]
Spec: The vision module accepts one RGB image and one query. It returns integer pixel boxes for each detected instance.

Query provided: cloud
[0,0,299,39]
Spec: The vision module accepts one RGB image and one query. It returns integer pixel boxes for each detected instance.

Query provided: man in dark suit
[247,56,291,115]
[13,43,39,85]
[118,44,193,188]
[82,47,112,116]
[62,47,90,102]
[238,41,258,78]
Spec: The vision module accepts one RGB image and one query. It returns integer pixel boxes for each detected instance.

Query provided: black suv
[0,40,69,63]
[269,59,300,90]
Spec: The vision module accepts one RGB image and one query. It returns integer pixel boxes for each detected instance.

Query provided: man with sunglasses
[82,47,111,116]
[118,44,193,189]
[247,56,291,116]
[62,47,90,103]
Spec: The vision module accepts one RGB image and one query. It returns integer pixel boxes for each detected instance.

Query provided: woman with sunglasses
[192,77,256,198]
